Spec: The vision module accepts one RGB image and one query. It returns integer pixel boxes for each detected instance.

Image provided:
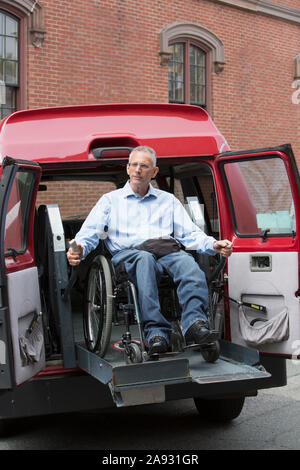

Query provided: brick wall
[36,180,116,219]
[26,0,299,168]
[24,0,300,217]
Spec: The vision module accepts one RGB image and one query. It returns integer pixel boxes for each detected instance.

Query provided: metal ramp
[77,343,190,406]
[76,326,271,407]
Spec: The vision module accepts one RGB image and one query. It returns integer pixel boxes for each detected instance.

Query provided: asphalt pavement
[0,360,300,451]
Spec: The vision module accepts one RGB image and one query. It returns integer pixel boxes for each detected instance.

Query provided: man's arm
[66,194,111,266]
[213,239,233,258]
[173,197,233,257]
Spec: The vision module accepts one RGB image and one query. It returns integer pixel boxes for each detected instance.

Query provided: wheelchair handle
[208,256,226,284]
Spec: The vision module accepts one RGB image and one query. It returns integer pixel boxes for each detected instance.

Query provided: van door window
[4,170,35,254]
[173,166,219,239]
[156,163,219,238]
[196,173,219,237]
[223,157,296,237]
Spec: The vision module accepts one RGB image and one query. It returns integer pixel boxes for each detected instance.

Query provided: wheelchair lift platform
[76,325,271,407]
[43,203,271,409]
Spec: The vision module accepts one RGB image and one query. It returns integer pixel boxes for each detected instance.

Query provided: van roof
[0,103,229,164]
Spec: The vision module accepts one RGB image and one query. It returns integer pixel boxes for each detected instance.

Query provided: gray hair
[129,146,157,167]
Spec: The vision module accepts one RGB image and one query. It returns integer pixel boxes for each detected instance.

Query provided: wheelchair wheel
[83,255,113,356]
[126,342,143,364]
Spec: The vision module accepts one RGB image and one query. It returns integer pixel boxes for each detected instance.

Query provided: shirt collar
[122,180,157,199]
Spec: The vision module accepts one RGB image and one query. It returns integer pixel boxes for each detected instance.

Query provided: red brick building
[0,0,299,165]
[1,0,298,218]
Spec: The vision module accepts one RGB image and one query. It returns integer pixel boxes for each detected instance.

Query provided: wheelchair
[81,245,226,364]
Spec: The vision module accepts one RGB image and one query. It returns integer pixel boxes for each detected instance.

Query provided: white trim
[210,0,300,25]
[0,0,37,15]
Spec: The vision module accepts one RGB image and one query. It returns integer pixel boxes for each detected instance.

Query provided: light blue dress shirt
[75,181,217,258]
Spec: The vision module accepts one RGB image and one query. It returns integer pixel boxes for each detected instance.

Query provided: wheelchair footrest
[147,350,184,361]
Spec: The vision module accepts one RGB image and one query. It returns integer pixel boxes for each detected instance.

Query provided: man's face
[127,150,158,190]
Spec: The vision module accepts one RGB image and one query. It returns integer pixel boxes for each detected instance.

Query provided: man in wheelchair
[67,146,233,356]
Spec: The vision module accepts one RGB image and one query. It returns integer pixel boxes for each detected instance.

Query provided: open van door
[215,144,300,358]
[0,157,45,389]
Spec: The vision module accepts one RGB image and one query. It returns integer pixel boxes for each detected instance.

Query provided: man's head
[127,146,158,195]
[129,146,157,167]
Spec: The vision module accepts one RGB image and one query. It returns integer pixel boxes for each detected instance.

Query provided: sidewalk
[287,359,300,378]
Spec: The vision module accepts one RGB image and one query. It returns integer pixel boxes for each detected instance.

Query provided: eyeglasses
[128,162,152,170]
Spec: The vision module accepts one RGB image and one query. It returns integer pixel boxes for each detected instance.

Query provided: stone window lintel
[1,0,45,47]
[159,22,225,74]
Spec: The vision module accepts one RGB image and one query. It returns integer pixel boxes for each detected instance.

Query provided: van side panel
[7,267,45,385]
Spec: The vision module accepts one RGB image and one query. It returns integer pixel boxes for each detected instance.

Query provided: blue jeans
[111,249,209,344]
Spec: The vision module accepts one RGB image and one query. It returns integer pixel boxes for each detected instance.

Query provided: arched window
[168,40,207,107]
[0,10,18,118]
[0,1,45,117]
[160,23,225,113]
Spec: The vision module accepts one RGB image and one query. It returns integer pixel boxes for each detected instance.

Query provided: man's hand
[66,244,83,266]
[213,239,233,258]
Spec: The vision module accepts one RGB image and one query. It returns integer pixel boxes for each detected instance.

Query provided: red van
[0,103,299,432]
